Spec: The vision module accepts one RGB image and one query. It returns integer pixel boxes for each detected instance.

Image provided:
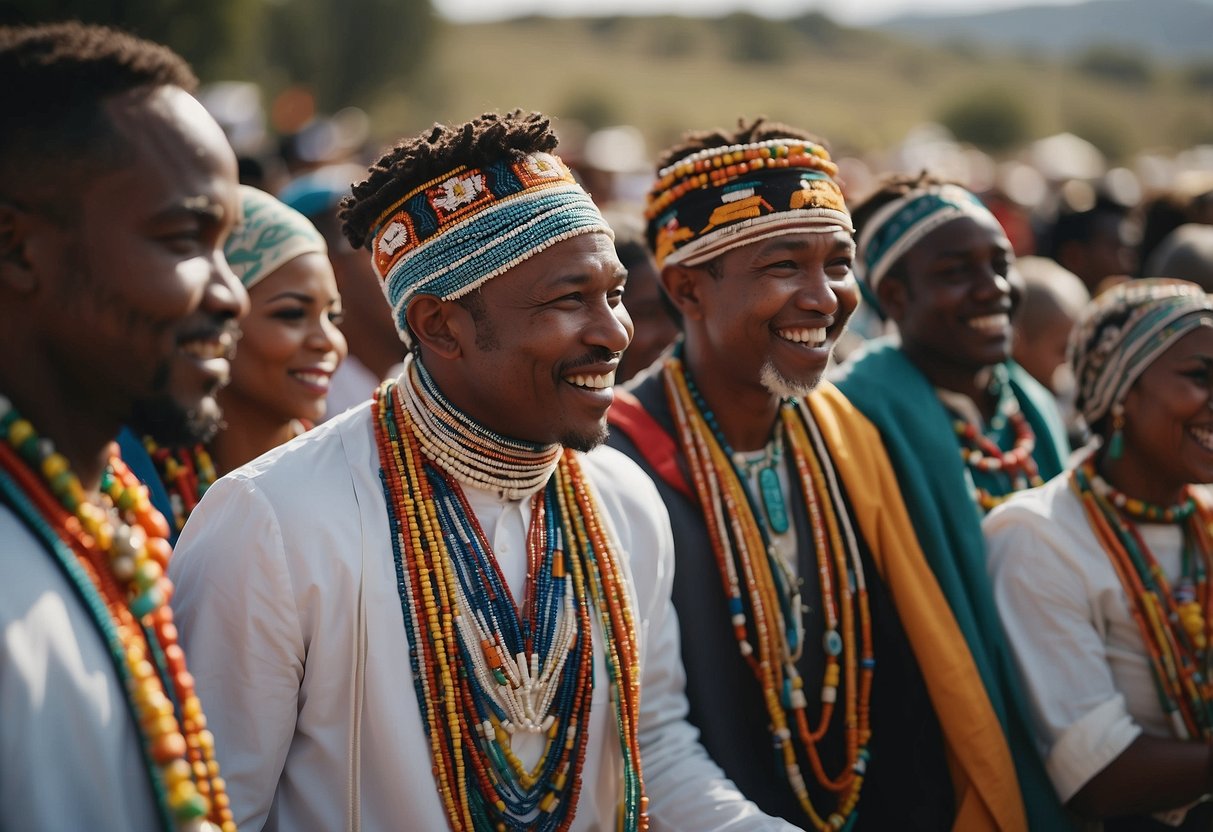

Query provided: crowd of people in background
[5,18,1213,832]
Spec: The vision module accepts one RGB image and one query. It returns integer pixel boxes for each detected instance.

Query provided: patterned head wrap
[1071,278,1213,429]
[223,185,327,290]
[856,183,1004,291]
[643,137,851,270]
[367,152,612,346]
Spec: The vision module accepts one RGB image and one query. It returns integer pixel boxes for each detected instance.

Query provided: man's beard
[561,419,610,454]
[760,360,821,401]
[127,360,224,447]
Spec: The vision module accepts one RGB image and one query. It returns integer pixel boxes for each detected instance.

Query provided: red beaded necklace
[950,390,1043,513]
[144,439,217,534]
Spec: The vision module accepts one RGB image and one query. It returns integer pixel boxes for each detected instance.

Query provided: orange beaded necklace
[1072,457,1213,739]
[662,355,874,831]
[0,395,233,831]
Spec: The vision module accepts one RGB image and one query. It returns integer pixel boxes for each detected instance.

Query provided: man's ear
[0,201,40,294]
[660,263,709,322]
[406,295,467,360]
[875,274,908,324]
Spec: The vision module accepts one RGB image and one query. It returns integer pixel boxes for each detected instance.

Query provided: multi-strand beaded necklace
[143,439,217,535]
[373,358,646,832]
[0,396,232,832]
[1071,458,1213,739]
[949,369,1043,513]
[662,355,874,832]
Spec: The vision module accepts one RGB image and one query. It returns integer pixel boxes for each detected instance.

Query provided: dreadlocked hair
[655,116,826,171]
[341,110,558,250]
[0,22,197,208]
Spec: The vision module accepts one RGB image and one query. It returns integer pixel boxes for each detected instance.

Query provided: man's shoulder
[580,444,659,499]
[227,401,374,492]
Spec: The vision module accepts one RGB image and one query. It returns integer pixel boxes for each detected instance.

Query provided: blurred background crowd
[8,0,1212,401]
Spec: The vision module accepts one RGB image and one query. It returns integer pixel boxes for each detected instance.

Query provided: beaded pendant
[758,466,790,534]
[734,433,791,535]
[0,395,233,832]
[1072,459,1213,740]
[374,379,647,832]
[663,355,874,832]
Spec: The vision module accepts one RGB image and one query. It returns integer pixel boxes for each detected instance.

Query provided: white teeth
[567,371,616,390]
[1190,426,1213,451]
[180,340,228,360]
[292,372,330,387]
[968,313,1010,334]
[777,327,826,346]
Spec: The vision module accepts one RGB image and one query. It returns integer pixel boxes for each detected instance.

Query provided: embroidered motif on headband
[644,138,852,269]
[857,184,1001,291]
[365,151,612,346]
[370,152,576,281]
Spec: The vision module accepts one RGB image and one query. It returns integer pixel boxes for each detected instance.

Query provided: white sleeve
[984,493,1141,803]
[168,474,304,831]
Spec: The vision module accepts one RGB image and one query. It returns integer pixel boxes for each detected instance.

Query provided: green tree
[263,0,435,111]
[1073,45,1154,86]
[938,85,1034,153]
[0,0,253,79]
[2,0,435,111]
[721,12,794,64]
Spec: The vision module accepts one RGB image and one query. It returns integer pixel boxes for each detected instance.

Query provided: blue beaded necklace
[375,375,646,831]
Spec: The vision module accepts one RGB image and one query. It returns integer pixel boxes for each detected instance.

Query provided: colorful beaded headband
[1071,278,1213,427]
[857,183,1003,291]
[643,138,852,269]
[368,152,612,344]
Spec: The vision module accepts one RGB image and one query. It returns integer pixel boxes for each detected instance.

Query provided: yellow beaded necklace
[0,395,233,831]
[662,356,874,831]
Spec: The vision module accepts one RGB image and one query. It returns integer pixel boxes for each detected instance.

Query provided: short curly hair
[0,22,197,212]
[340,110,558,250]
[654,116,826,171]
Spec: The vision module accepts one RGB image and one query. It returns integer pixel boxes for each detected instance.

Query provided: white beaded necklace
[398,354,563,500]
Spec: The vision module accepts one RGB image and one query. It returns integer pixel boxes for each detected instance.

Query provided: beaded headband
[1071,278,1213,427]
[643,138,852,269]
[368,152,612,345]
[856,183,1003,291]
[224,185,327,290]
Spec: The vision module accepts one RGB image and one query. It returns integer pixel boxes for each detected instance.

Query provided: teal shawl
[833,337,1074,831]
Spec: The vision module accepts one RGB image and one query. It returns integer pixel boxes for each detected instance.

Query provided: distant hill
[878,0,1213,62]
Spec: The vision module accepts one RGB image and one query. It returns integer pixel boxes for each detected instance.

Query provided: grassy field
[363,14,1213,165]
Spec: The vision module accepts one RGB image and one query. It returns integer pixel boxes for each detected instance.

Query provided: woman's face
[224,252,347,426]
[1117,325,1213,500]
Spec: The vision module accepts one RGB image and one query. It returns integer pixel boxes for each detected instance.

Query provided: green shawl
[833,337,1074,831]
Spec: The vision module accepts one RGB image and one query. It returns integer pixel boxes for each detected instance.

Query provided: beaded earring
[1107,402,1126,460]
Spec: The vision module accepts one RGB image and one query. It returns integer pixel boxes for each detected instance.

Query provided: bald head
[1144,223,1213,291]
[1012,256,1090,393]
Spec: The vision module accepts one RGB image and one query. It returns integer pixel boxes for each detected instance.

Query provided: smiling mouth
[290,370,333,387]
[565,370,616,390]
[1189,426,1213,452]
[178,331,235,362]
[776,326,827,347]
[967,313,1010,335]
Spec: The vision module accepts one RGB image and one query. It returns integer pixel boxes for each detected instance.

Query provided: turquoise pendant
[758,466,790,534]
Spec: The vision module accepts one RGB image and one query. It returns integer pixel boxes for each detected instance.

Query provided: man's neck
[680,349,782,453]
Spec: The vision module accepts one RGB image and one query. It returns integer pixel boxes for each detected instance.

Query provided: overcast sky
[434,0,1090,25]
